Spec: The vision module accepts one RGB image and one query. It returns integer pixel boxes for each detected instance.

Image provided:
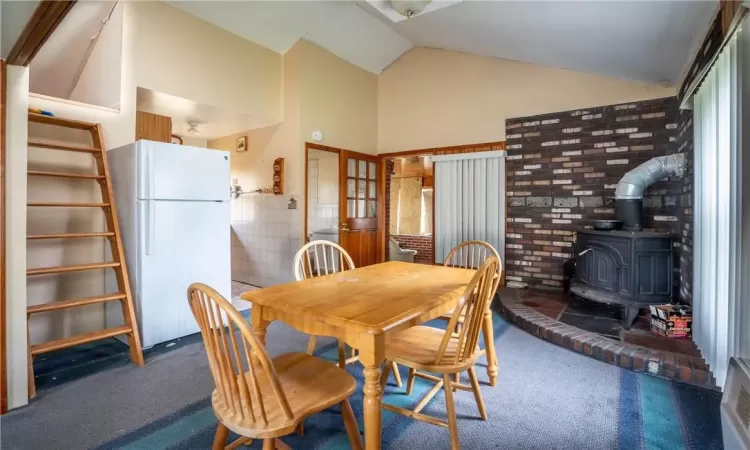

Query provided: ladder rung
[28,232,115,240]
[28,202,110,208]
[27,262,120,276]
[27,293,127,315]
[28,140,100,154]
[28,113,97,130]
[28,170,105,180]
[30,325,133,356]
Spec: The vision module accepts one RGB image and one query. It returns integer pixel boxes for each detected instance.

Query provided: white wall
[5,65,30,410]
[69,3,123,109]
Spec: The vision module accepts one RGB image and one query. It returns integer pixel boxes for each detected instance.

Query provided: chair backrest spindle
[435,257,499,366]
[293,240,355,281]
[443,240,503,292]
[187,283,295,427]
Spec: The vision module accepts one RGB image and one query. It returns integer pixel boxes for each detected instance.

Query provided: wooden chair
[187,283,364,450]
[292,240,403,385]
[293,240,355,368]
[440,240,503,386]
[379,257,499,450]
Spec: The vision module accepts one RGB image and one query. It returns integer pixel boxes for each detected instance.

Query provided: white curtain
[693,28,745,388]
[433,151,506,264]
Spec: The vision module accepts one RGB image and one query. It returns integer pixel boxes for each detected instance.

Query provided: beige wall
[299,40,378,156]
[179,136,208,148]
[209,39,378,199]
[133,1,281,124]
[26,123,109,346]
[209,41,302,195]
[378,47,675,153]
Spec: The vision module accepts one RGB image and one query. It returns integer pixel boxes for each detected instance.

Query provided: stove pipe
[614,153,686,231]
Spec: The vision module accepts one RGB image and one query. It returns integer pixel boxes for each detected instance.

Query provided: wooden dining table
[241,261,496,450]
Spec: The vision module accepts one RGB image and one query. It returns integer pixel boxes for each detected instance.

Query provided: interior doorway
[383,154,435,265]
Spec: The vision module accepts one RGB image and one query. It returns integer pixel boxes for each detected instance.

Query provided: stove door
[577,245,621,293]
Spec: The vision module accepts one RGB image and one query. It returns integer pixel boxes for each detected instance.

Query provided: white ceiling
[136,87,275,140]
[171,0,717,85]
[391,1,719,85]
[167,0,413,75]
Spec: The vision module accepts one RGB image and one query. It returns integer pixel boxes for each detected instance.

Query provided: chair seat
[385,326,478,373]
[213,352,357,438]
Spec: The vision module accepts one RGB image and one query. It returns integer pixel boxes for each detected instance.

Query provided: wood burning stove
[569,152,684,328]
[570,230,676,328]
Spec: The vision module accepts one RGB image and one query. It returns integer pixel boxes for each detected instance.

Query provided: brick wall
[392,234,434,265]
[505,97,691,292]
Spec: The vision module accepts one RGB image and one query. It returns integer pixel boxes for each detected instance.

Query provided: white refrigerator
[105,140,231,348]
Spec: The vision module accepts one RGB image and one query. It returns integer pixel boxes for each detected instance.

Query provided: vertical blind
[433,151,506,264]
[693,29,743,388]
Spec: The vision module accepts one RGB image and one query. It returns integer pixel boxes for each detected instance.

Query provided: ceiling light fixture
[390,0,431,18]
[187,122,200,134]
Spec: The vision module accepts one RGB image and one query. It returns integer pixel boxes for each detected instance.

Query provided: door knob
[341,222,350,232]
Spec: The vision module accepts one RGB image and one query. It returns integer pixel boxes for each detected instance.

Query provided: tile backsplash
[231,194,302,287]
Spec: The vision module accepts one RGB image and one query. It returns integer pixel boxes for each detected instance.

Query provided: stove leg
[622,306,639,329]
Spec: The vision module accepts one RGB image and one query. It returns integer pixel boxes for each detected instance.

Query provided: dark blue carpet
[2,312,723,449]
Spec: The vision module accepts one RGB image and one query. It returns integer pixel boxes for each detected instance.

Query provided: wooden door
[339,151,380,268]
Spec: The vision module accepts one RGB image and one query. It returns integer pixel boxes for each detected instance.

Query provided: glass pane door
[346,157,377,219]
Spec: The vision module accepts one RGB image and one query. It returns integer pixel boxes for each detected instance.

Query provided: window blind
[693,27,744,388]
[433,151,506,265]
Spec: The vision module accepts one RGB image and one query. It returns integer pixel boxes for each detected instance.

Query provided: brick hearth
[498,287,714,389]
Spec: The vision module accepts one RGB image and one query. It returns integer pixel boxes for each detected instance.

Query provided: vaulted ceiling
[169,0,718,85]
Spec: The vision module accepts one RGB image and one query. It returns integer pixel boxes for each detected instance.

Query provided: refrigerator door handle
[146,200,155,255]
[147,145,155,199]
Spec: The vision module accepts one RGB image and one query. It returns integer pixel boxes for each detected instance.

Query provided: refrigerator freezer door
[135,199,231,348]
[137,140,230,201]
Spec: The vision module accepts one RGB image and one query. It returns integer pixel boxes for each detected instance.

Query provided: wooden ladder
[26,113,144,398]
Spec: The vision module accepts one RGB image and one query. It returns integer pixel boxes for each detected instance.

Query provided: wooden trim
[377,141,506,159]
[378,161,387,263]
[0,60,6,414]
[6,1,77,66]
[303,142,341,246]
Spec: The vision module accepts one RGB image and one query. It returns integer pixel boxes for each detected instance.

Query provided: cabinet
[136,111,172,143]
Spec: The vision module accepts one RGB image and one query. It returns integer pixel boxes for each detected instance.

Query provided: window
[388,157,433,236]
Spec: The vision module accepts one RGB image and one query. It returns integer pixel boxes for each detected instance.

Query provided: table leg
[483,308,498,386]
[251,306,270,348]
[359,336,385,450]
